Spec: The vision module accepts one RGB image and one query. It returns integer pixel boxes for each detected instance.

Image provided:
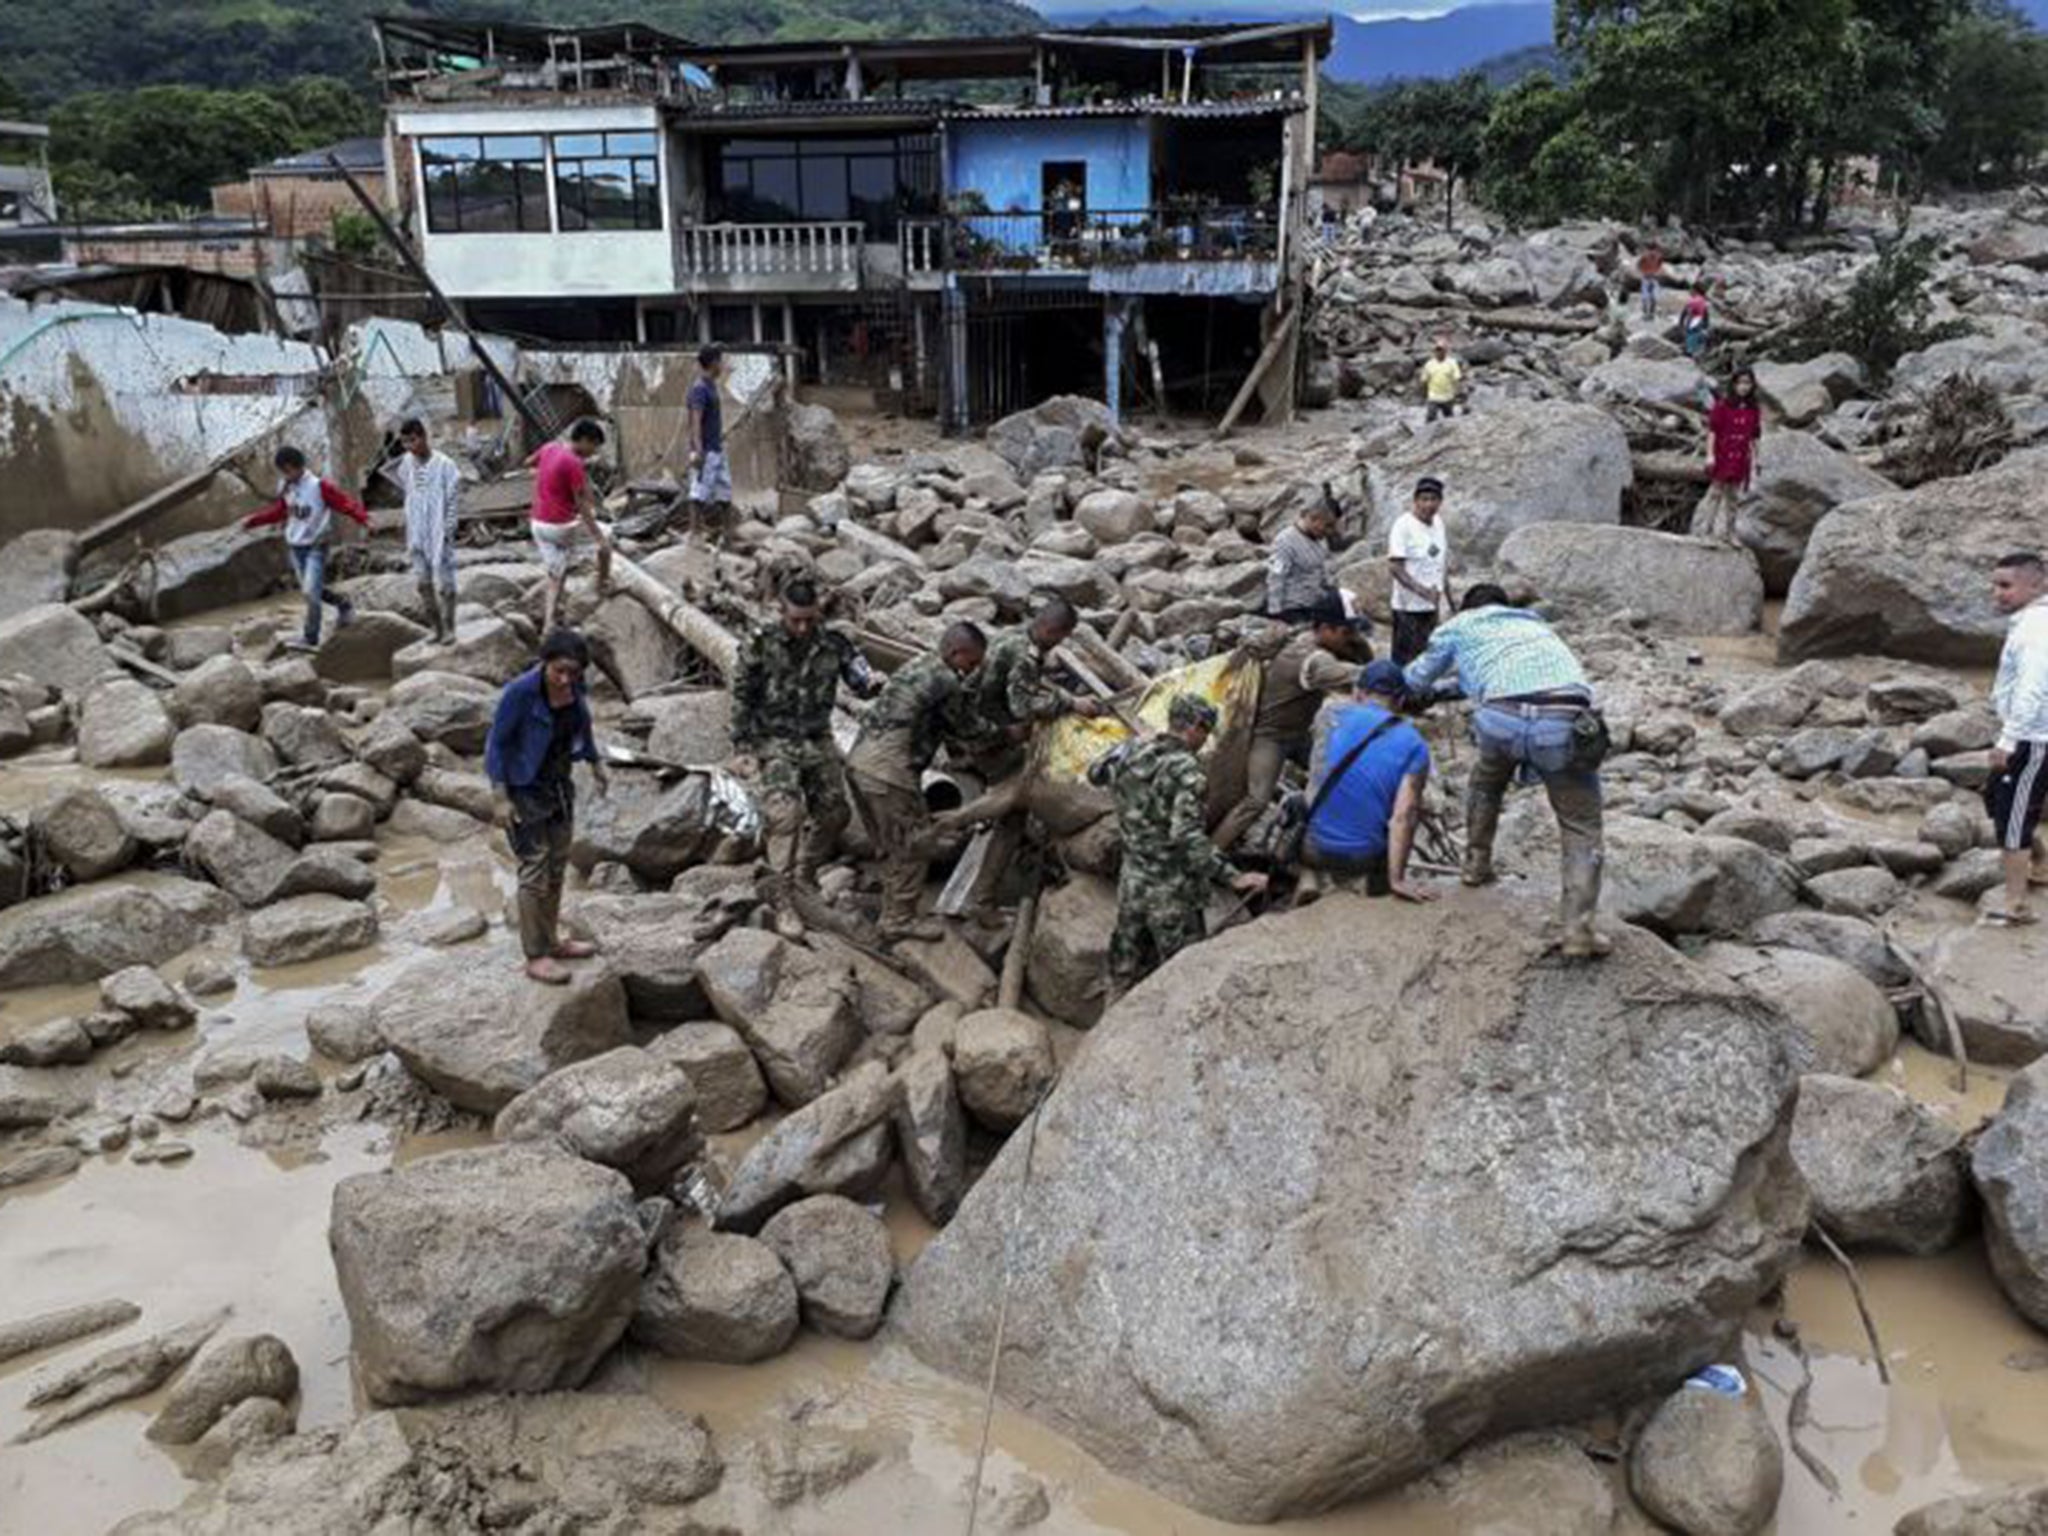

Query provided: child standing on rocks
[242,445,370,652]
[1694,369,1762,545]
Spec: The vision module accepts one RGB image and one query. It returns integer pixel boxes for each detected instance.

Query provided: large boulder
[493,1046,703,1193]
[171,724,279,798]
[952,1008,1056,1132]
[893,1047,968,1226]
[1971,1058,2048,1331]
[0,529,79,622]
[1498,525,1763,634]
[694,928,860,1106]
[1360,400,1632,563]
[0,602,117,698]
[1780,448,2048,665]
[368,947,632,1113]
[896,892,1806,1522]
[573,773,728,884]
[1697,943,1899,1077]
[393,616,527,687]
[1502,813,1801,937]
[585,596,681,701]
[1579,354,1708,410]
[312,612,431,684]
[987,394,1117,480]
[1915,921,2048,1066]
[329,1144,647,1404]
[1733,432,1897,595]
[170,655,264,731]
[1790,1074,1971,1254]
[759,1194,895,1340]
[78,677,176,767]
[148,527,288,622]
[647,1021,766,1132]
[642,691,733,766]
[385,670,494,752]
[243,895,378,968]
[0,876,231,988]
[785,400,852,491]
[1895,1482,2048,1536]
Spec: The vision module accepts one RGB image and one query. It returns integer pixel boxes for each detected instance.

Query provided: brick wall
[210,172,391,239]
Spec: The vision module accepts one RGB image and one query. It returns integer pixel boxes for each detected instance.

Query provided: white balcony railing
[899,218,943,277]
[680,221,864,279]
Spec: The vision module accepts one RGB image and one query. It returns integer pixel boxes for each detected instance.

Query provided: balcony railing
[941,206,1280,274]
[680,220,864,279]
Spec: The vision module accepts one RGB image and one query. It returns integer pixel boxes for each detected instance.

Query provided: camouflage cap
[1168,694,1220,733]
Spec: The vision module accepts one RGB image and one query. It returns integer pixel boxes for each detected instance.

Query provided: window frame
[417,133,551,235]
[552,130,664,233]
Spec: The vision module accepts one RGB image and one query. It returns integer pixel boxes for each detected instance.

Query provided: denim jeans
[1639,276,1659,317]
[1466,703,1605,937]
[286,543,349,644]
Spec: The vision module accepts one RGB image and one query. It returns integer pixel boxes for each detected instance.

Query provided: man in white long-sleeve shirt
[395,418,464,643]
[1987,550,2048,925]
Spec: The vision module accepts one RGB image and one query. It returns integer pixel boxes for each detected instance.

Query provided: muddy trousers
[758,741,851,883]
[507,783,574,961]
[1464,713,1604,946]
[410,545,459,641]
[1690,480,1742,544]
[846,770,933,930]
[1213,734,1294,854]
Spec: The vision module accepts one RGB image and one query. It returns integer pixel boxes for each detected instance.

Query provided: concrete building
[211,136,393,240]
[0,120,55,229]
[372,15,1331,428]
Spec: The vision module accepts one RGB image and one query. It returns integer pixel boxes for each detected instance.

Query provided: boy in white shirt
[1387,476,1452,666]
[394,418,464,643]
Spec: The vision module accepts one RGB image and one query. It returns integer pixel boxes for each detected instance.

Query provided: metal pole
[323,153,548,442]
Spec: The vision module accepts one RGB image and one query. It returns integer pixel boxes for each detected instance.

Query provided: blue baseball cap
[1358,659,1408,697]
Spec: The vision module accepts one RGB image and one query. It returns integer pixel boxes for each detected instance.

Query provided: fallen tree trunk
[1469,307,1601,336]
[1631,452,1712,486]
[607,549,741,679]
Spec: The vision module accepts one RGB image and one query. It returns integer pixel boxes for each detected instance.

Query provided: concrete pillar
[942,279,968,436]
[750,301,765,343]
[782,300,798,393]
[696,304,712,344]
[912,299,928,396]
[1104,298,1125,427]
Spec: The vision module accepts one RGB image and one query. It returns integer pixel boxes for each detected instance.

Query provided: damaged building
[375,14,1328,427]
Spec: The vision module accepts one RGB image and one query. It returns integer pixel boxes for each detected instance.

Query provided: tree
[1348,72,1494,230]
[1925,1,2048,187]
[1481,79,1649,225]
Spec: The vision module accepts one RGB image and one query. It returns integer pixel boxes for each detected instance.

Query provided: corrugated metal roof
[938,99,1296,122]
[257,137,387,175]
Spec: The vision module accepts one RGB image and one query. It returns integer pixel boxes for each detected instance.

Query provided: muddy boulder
[1696,943,1899,1076]
[952,1008,1056,1132]
[648,1021,766,1132]
[147,1334,299,1445]
[1628,1382,1783,1536]
[170,655,263,731]
[493,1045,703,1193]
[716,1060,896,1232]
[329,1144,648,1404]
[695,928,860,1106]
[1895,1483,2048,1536]
[1025,872,1116,1027]
[1780,447,2048,665]
[897,891,1806,1522]
[632,1223,799,1364]
[147,527,288,622]
[1361,401,1631,562]
[243,894,378,968]
[759,1193,895,1340]
[77,677,176,768]
[35,786,137,882]
[1791,1075,1971,1254]
[1972,1059,2048,1331]
[0,602,118,698]
[786,400,852,490]
[1917,922,2048,1066]
[171,724,279,798]
[368,946,631,1113]
[1736,433,1897,596]
[0,876,231,988]
[893,1046,969,1225]
[1498,525,1764,635]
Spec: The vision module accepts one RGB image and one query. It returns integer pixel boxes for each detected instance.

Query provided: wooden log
[1631,452,1712,486]
[0,1301,140,1367]
[1064,622,1149,693]
[1215,301,1301,437]
[607,549,740,679]
[998,886,1037,1010]
[1469,307,1602,336]
[833,518,921,570]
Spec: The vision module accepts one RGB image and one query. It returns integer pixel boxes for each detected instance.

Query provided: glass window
[552,132,661,232]
[800,156,849,221]
[747,158,800,221]
[419,135,548,233]
[710,135,928,236]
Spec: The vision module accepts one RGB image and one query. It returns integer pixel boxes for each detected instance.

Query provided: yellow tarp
[1034,651,1263,824]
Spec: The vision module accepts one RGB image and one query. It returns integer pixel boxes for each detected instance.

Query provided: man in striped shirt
[1404,585,1610,958]
[395,418,463,644]
[1987,551,2048,926]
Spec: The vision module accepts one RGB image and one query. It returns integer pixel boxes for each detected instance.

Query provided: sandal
[552,939,598,960]
[1981,908,2040,928]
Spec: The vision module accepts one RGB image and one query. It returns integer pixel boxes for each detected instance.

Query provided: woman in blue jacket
[485,629,611,983]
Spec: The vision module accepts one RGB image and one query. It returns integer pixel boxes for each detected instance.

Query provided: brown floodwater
[2,606,2043,1534]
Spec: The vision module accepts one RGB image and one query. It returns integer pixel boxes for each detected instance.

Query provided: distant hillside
[1066,3,1556,84]
[0,0,1045,108]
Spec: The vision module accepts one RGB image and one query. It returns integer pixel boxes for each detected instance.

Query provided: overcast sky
[1030,1,1547,15]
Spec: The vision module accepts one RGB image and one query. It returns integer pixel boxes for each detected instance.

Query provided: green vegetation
[1774,233,1973,381]
[1321,0,2048,231]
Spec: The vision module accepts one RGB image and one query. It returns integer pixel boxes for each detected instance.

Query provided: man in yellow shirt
[1419,334,1463,422]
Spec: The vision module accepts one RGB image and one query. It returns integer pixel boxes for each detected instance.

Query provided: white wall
[393,102,678,300]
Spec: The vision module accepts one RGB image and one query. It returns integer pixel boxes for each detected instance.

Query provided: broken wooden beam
[1631,452,1712,486]
[606,548,741,678]
[1215,302,1301,438]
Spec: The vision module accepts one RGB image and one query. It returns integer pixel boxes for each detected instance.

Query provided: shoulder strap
[1305,713,1402,826]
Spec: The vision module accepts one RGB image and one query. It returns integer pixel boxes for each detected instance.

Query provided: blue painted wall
[946,117,1152,215]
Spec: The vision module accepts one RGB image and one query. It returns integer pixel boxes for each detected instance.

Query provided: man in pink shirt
[527,418,611,635]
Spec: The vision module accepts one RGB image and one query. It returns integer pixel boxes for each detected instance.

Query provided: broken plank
[1216,302,1301,438]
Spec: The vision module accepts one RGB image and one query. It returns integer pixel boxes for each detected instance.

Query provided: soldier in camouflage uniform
[846,622,989,940]
[731,579,881,933]
[945,598,1103,925]
[1089,694,1267,993]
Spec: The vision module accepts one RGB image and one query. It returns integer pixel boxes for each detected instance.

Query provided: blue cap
[1358,659,1408,697]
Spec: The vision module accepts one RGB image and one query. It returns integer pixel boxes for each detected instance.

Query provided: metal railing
[680,220,864,278]
[941,206,1280,273]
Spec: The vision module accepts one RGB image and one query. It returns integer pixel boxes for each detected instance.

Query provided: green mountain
[0,0,1045,109]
